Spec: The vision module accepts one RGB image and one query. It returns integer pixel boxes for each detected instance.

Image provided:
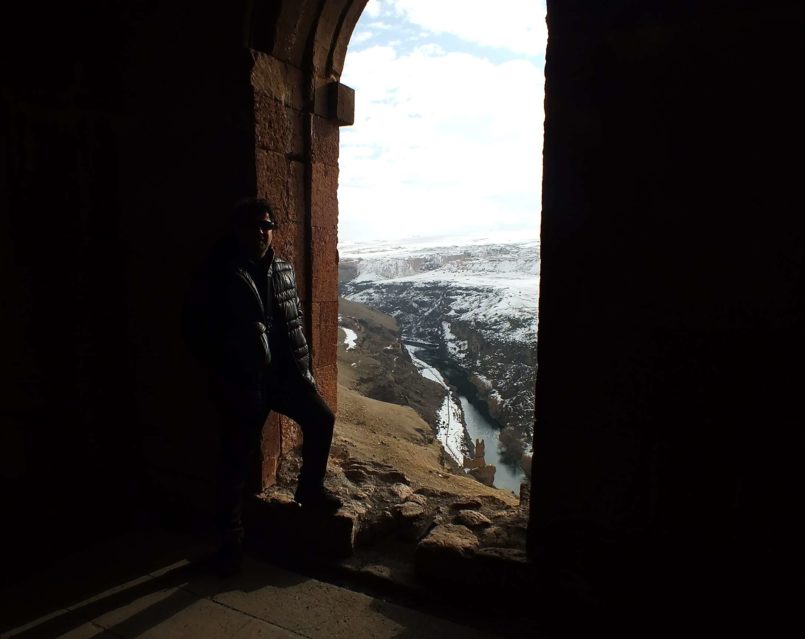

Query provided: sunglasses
[258,220,278,231]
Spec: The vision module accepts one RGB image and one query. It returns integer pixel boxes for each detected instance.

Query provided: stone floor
[0,527,519,639]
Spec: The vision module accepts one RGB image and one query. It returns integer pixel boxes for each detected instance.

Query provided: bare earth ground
[337,298,447,437]
[333,383,518,507]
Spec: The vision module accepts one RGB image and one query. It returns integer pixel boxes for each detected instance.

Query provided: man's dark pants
[212,369,335,547]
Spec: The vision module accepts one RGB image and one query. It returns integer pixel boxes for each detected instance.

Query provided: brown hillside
[334,384,518,506]
[338,297,445,434]
[335,297,518,505]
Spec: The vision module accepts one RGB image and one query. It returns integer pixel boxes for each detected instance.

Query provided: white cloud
[390,0,547,57]
[363,0,382,19]
[339,42,544,242]
[351,30,374,45]
[366,20,393,30]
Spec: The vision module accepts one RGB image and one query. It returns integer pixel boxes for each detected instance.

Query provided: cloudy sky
[338,0,547,244]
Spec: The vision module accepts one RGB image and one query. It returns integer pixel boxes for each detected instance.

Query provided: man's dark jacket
[182,239,315,387]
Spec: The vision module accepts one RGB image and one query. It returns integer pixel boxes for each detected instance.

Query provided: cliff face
[445,318,537,459]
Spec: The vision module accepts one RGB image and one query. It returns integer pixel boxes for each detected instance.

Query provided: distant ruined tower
[464,438,487,470]
[464,438,496,487]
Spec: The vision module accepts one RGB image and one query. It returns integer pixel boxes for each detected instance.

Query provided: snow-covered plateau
[339,232,540,464]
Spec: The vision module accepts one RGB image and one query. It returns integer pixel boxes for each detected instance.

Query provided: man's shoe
[293,486,343,514]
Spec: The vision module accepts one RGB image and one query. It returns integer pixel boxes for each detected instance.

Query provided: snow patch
[437,394,465,465]
[405,345,447,387]
[405,344,464,465]
[341,327,358,350]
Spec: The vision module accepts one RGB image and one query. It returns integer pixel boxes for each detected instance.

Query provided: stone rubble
[261,447,531,591]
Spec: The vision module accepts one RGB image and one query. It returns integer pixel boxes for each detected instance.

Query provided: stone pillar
[250,42,355,487]
[309,111,341,411]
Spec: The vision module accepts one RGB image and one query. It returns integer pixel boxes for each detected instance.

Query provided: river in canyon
[404,341,525,494]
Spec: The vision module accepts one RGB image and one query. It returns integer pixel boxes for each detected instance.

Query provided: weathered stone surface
[390,483,414,501]
[394,502,426,521]
[313,364,337,410]
[453,510,492,528]
[311,232,339,304]
[478,525,508,546]
[310,162,340,231]
[310,1,344,76]
[329,1,365,78]
[280,416,302,457]
[256,149,290,218]
[255,92,304,156]
[270,4,318,66]
[467,465,496,487]
[406,493,428,506]
[344,468,369,483]
[251,52,306,110]
[92,588,251,637]
[418,524,479,556]
[271,227,307,300]
[417,487,451,499]
[261,412,283,489]
[312,301,339,368]
[379,470,410,485]
[311,115,340,165]
[450,498,483,510]
[331,82,355,126]
[287,161,306,225]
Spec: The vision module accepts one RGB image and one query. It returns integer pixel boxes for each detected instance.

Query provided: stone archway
[245,0,370,486]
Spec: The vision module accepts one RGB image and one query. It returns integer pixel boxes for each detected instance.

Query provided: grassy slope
[335,299,518,505]
[338,297,445,432]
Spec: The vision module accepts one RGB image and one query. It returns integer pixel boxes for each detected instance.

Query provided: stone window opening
[250,0,540,592]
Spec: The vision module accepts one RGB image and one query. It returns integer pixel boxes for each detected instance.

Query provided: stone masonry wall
[250,0,366,487]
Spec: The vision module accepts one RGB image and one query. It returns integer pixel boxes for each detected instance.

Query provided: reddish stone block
[287,161,306,225]
[273,228,308,308]
[313,312,338,368]
[280,416,301,456]
[261,457,278,490]
[330,1,366,78]
[272,220,308,301]
[294,267,309,304]
[311,299,339,327]
[254,92,288,153]
[311,225,338,303]
[311,115,340,166]
[314,364,338,412]
[311,1,344,75]
[254,92,305,157]
[250,52,306,111]
[256,149,289,218]
[314,82,355,127]
[273,4,319,67]
[312,266,338,304]
[332,82,355,126]
[318,333,338,368]
[333,1,367,77]
[261,413,282,489]
[311,162,340,231]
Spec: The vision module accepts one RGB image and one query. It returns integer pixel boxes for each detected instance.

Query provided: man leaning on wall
[182,197,342,576]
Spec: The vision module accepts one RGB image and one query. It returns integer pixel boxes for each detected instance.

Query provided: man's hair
[231,197,275,225]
